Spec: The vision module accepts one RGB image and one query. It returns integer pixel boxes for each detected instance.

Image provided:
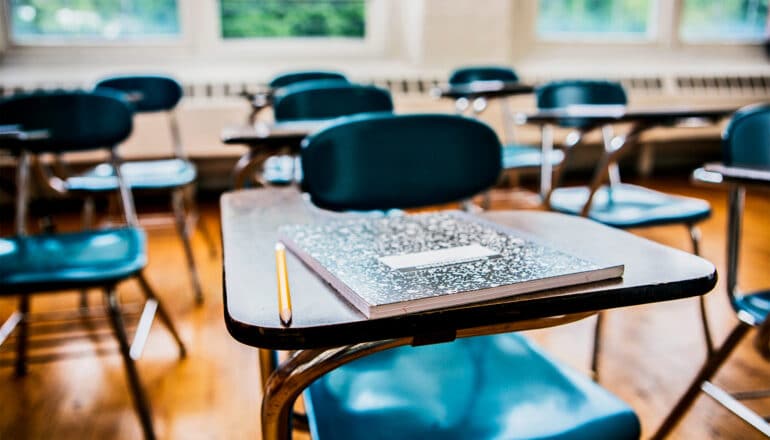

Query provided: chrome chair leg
[103,287,156,440]
[591,312,603,381]
[652,322,751,440]
[689,223,715,356]
[135,272,187,358]
[172,189,204,305]
[79,196,96,309]
[15,295,30,376]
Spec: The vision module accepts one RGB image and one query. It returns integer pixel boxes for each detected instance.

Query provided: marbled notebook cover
[279,211,623,319]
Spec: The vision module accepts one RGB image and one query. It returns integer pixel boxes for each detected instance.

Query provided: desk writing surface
[222,188,716,350]
[435,81,535,100]
[221,120,331,146]
[519,106,736,125]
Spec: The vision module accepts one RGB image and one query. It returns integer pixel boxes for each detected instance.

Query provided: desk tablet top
[221,120,331,146]
[434,81,535,100]
[221,188,716,350]
[519,106,737,125]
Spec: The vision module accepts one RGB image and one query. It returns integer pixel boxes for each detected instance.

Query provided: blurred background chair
[0,90,186,440]
[654,103,770,439]
[59,75,213,305]
[269,70,348,89]
[245,70,349,123]
[259,80,394,185]
[295,112,641,440]
[448,66,564,196]
[541,80,713,379]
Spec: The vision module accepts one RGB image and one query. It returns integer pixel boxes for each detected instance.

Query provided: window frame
[0,0,387,60]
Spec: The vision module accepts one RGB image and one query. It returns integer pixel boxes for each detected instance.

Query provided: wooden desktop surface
[519,106,737,126]
[434,81,535,100]
[222,187,717,350]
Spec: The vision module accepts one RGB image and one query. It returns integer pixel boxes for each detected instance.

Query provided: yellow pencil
[275,242,293,326]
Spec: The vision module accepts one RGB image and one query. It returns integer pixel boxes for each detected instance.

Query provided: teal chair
[297,112,641,440]
[64,74,213,305]
[269,70,348,89]
[0,90,186,440]
[654,104,770,439]
[541,80,712,378]
[272,80,393,122]
[245,70,350,123]
[261,80,394,185]
[448,66,564,194]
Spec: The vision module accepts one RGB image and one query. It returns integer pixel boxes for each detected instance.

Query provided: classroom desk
[221,120,330,189]
[431,81,535,101]
[221,187,717,440]
[515,106,738,199]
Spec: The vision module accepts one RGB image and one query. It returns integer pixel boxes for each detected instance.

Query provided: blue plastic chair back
[96,75,183,112]
[0,90,133,153]
[301,113,502,211]
[536,80,627,128]
[448,66,519,85]
[722,103,770,168]
[273,81,393,122]
[269,70,348,89]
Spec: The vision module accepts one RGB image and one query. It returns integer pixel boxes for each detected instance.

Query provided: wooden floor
[2,176,770,439]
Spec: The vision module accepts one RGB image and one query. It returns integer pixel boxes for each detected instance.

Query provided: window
[219,0,366,39]
[680,0,768,42]
[9,0,180,41]
[537,0,653,39]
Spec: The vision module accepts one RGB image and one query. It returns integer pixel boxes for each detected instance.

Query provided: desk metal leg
[540,124,554,199]
[233,149,273,190]
[261,339,411,440]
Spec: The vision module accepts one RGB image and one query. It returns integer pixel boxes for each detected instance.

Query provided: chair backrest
[0,90,133,153]
[448,66,519,85]
[269,70,349,89]
[0,90,137,233]
[536,80,628,128]
[301,113,502,211]
[95,75,183,113]
[722,103,770,168]
[272,81,394,122]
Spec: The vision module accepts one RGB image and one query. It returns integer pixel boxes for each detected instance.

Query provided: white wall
[0,0,767,86]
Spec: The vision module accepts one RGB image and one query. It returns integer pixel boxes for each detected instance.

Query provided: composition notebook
[279,211,624,319]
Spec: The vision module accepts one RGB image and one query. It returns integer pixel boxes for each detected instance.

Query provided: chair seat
[502,143,565,170]
[733,290,770,325]
[0,228,146,294]
[305,333,640,440]
[549,183,711,228]
[67,158,196,192]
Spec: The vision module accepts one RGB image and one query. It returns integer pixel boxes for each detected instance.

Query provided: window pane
[537,0,652,37]
[680,0,768,41]
[220,0,365,39]
[10,0,180,41]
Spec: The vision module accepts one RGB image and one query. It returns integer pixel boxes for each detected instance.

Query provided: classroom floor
[1,176,769,439]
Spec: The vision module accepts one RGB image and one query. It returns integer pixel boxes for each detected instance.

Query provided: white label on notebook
[379,244,500,271]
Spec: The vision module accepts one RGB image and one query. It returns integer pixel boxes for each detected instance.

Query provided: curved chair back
[96,75,183,113]
[536,80,627,128]
[0,90,133,153]
[722,103,770,167]
[448,66,519,85]
[273,81,393,122]
[301,113,502,211]
[269,70,349,89]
